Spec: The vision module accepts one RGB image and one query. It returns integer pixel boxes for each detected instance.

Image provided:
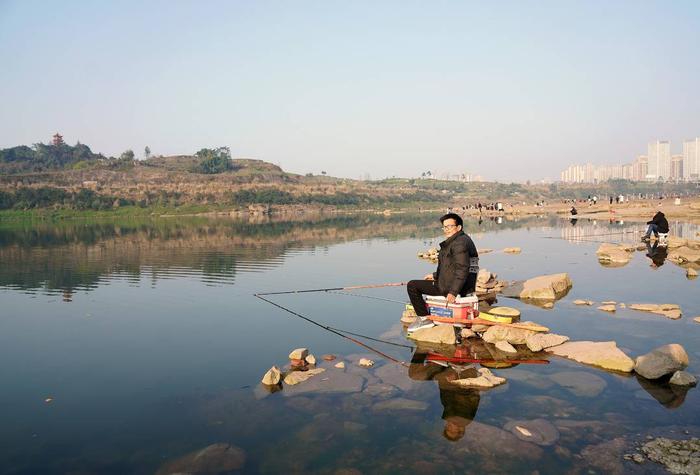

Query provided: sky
[1,0,699,182]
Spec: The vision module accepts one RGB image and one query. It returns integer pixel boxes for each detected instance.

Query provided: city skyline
[561,137,700,183]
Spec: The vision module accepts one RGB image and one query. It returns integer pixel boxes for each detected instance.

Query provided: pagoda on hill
[52,132,64,146]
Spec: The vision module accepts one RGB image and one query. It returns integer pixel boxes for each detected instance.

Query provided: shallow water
[1,213,698,474]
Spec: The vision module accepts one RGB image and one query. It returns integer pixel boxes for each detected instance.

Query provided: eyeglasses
[441,224,459,230]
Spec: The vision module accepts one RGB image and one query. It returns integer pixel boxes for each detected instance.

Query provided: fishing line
[255,293,410,367]
[328,290,407,305]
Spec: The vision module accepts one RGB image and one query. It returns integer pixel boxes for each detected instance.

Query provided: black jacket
[647,212,669,233]
[433,230,479,296]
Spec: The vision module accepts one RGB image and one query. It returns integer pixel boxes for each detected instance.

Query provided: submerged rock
[282,371,365,396]
[550,371,607,397]
[334,361,345,369]
[407,323,456,345]
[635,344,689,379]
[283,368,325,386]
[503,247,521,254]
[598,304,616,313]
[372,398,428,412]
[451,367,506,389]
[669,371,697,387]
[322,354,336,361]
[526,333,569,352]
[156,443,246,475]
[573,299,594,306]
[503,419,560,446]
[261,366,281,385]
[629,303,682,320]
[546,341,634,372]
[641,437,700,474]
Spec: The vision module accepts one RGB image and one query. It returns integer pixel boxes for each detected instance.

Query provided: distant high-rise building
[632,155,648,181]
[647,140,671,180]
[683,138,700,181]
[671,154,683,181]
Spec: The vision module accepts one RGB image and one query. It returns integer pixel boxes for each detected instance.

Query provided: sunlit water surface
[1,214,699,474]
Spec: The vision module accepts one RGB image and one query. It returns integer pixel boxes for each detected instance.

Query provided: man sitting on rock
[406,213,479,331]
[641,211,669,243]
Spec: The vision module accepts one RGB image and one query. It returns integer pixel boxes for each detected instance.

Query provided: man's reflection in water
[569,218,578,226]
[409,346,482,442]
[646,241,668,268]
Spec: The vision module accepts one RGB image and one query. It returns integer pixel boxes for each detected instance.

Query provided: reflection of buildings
[560,221,700,243]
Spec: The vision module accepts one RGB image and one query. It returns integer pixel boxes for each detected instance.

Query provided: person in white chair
[406,213,479,331]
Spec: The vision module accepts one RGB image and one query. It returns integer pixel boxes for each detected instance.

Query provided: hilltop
[1,140,698,215]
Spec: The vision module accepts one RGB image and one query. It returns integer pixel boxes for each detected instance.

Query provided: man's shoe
[407,317,435,333]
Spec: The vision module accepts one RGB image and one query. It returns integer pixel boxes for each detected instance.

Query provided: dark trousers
[407,280,443,316]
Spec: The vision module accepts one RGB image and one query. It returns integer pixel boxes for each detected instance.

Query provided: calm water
[1,213,699,474]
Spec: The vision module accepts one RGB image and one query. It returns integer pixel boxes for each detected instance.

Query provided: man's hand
[446,293,456,304]
[424,273,434,281]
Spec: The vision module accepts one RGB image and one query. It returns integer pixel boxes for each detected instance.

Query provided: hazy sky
[1,1,699,181]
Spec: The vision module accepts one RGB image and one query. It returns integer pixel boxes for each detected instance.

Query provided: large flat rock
[283,369,365,396]
[407,323,456,344]
[503,273,572,301]
[546,341,634,372]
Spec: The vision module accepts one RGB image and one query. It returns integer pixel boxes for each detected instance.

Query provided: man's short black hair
[440,213,463,227]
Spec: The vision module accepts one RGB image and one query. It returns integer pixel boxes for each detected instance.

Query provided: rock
[632,453,645,464]
[668,246,700,264]
[304,354,317,365]
[400,310,418,324]
[495,340,517,354]
[503,419,559,446]
[358,358,374,368]
[619,303,626,308]
[451,367,507,389]
[550,371,607,397]
[596,243,633,266]
[629,303,682,319]
[283,368,325,386]
[503,247,521,253]
[322,354,336,361]
[573,299,594,306]
[669,371,697,386]
[407,323,456,345]
[290,358,307,368]
[518,273,572,301]
[479,248,494,254]
[641,437,700,474]
[517,321,550,332]
[334,362,345,369]
[526,333,569,352]
[694,317,700,324]
[289,348,309,360]
[472,324,490,332]
[283,371,365,396]
[156,443,246,475]
[372,398,428,412]
[261,366,281,385]
[542,302,554,309]
[483,325,536,345]
[580,437,628,475]
[687,267,698,278]
[477,269,495,284]
[601,301,617,305]
[635,344,689,379]
[460,328,477,339]
[598,304,616,313]
[546,341,635,372]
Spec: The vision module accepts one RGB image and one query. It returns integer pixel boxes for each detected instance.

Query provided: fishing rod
[328,290,407,305]
[426,353,549,365]
[254,293,411,367]
[256,281,407,297]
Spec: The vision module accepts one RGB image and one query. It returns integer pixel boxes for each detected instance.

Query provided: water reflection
[645,241,668,268]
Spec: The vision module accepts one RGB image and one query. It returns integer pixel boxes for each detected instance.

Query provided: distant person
[570,206,578,216]
[641,211,669,242]
[406,213,479,331]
